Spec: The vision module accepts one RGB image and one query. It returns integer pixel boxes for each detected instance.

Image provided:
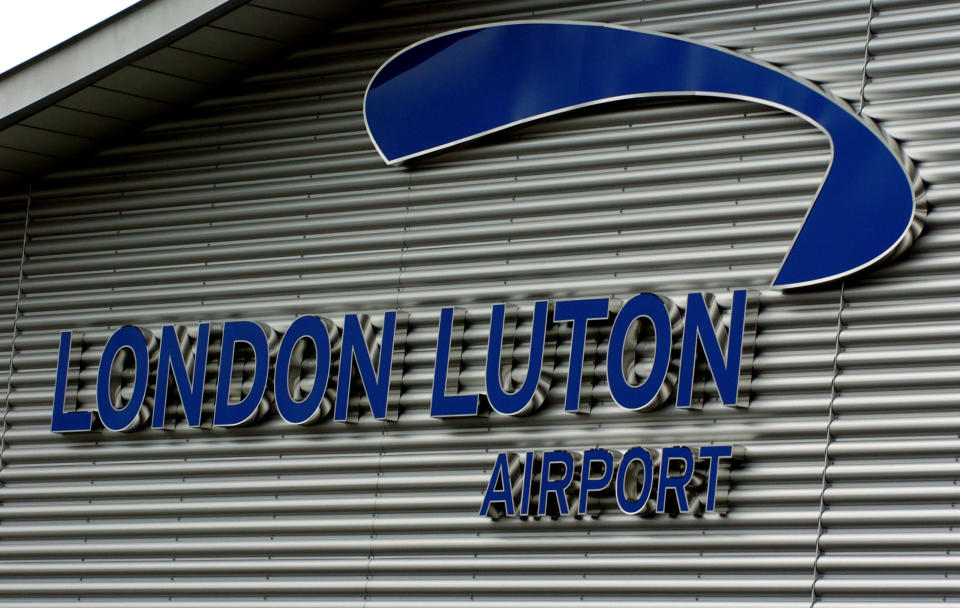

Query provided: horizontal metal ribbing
[7,0,958,604]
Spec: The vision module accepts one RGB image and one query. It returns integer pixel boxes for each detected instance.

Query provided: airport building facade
[0,1,958,606]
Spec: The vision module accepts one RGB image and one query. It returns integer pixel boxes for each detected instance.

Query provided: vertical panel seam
[857,0,876,115]
[0,184,31,480]
[398,172,412,312]
[809,280,845,607]
[811,2,874,602]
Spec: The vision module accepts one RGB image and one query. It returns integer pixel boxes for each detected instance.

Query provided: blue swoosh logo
[364,22,919,289]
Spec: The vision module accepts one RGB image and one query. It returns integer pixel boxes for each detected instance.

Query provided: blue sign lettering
[480,445,742,519]
[50,290,756,433]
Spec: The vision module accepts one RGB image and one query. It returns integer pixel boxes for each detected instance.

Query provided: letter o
[97,326,150,432]
[616,446,654,515]
[274,316,332,425]
[607,294,672,411]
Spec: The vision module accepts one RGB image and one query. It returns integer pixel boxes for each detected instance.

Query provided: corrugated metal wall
[0,0,956,605]
[0,194,25,517]
[813,1,960,605]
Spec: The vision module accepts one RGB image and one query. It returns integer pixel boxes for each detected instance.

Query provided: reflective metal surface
[1,0,959,606]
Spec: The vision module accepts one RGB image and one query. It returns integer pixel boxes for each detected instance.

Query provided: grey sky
[0,0,140,75]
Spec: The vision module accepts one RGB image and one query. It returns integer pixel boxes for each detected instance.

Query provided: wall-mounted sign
[364,21,924,289]
[50,291,756,433]
[480,445,743,520]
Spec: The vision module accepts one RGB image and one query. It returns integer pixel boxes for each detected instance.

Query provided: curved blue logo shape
[364,22,919,289]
